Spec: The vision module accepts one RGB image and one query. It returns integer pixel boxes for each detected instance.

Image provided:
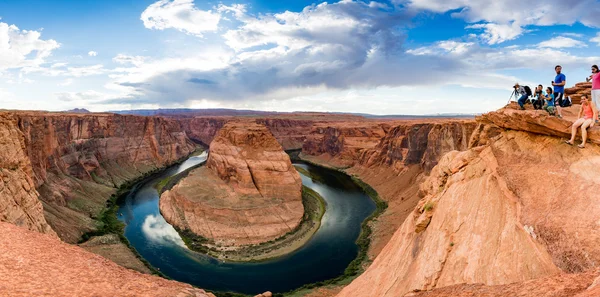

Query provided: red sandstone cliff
[337,106,600,297]
[0,221,214,297]
[565,82,592,105]
[1,111,196,242]
[160,121,304,246]
[0,113,56,237]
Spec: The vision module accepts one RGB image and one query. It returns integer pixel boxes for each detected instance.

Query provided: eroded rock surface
[161,121,303,246]
[0,221,214,297]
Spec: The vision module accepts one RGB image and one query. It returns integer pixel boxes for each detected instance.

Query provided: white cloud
[466,22,524,44]
[141,0,221,37]
[66,64,106,77]
[591,33,600,46]
[538,36,587,48]
[112,54,147,67]
[0,22,60,70]
[107,0,410,105]
[88,51,98,57]
[408,0,600,44]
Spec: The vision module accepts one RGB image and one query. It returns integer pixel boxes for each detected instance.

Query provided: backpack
[524,86,532,96]
[562,96,572,107]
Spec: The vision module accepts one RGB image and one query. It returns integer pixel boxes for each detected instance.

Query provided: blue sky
[1,0,600,114]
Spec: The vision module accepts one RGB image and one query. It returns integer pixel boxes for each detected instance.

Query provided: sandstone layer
[0,221,214,297]
[337,107,600,297]
[10,111,197,242]
[161,121,303,246]
[178,116,333,151]
[565,81,592,105]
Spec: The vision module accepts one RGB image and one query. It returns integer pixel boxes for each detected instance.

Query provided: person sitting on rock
[543,87,555,115]
[565,94,595,148]
[532,85,544,110]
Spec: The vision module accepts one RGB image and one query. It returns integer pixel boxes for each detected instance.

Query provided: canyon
[160,121,304,248]
[1,100,600,296]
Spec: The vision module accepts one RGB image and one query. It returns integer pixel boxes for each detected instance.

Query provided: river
[117,152,375,295]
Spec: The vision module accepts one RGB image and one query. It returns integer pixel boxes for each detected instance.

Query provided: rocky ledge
[160,121,304,248]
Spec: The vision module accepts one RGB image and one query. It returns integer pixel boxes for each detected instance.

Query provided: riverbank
[174,183,326,262]
[275,154,388,297]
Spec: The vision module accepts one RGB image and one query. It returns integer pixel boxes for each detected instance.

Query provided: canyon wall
[160,121,304,246]
[0,113,56,237]
[2,111,196,242]
[178,117,318,150]
[300,119,488,257]
[337,107,600,297]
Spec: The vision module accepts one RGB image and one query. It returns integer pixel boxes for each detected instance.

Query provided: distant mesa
[64,108,90,113]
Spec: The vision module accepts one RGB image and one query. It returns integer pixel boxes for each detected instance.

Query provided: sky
[1,0,600,115]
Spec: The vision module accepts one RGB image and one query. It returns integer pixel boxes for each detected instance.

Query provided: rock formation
[337,106,600,297]
[0,221,214,297]
[160,121,303,246]
[565,81,592,105]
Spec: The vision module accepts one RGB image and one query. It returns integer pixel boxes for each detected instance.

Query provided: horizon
[1,0,599,115]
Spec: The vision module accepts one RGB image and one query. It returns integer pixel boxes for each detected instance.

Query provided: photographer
[514,83,531,110]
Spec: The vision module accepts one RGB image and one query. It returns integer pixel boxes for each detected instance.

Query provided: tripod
[507,89,517,104]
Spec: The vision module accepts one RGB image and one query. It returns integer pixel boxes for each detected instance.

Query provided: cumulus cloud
[141,0,221,36]
[105,0,412,105]
[0,22,60,70]
[538,36,587,48]
[408,0,600,44]
[88,51,98,56]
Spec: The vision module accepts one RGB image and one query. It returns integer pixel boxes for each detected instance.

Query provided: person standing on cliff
[587,64,600,122]
[552,65,566,118]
